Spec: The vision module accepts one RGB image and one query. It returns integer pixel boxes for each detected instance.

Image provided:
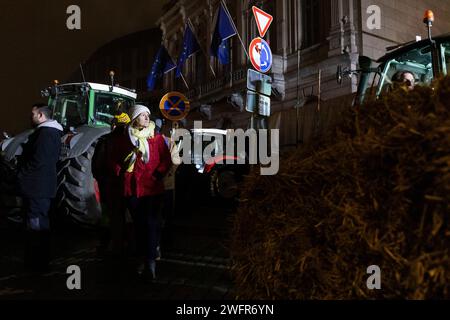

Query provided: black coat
[17,125,62,199]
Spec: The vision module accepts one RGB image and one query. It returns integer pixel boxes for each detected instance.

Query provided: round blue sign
[159,92,190,121]
[249,37,272,73]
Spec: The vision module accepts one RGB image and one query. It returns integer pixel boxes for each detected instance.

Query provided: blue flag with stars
[210,3,236,64]
[147,45,176,91]
[176,24,200,78]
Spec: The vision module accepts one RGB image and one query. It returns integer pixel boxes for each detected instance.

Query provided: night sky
[0,0,165,134]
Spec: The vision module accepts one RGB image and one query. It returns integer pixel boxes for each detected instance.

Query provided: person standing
[17,103,63,272]
[92,102,131,256]
[109,105,171,281]
[158,122,181,258]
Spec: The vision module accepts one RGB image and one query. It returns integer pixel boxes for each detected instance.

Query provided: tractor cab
[41,77,137,132]
[374,33,450,97]
[337,10,450,105]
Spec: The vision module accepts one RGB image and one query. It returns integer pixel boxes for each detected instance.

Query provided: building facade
[68,0,450,144]
[155,0,450,139]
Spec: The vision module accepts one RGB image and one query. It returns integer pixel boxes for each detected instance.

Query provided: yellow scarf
[124,122,155,172]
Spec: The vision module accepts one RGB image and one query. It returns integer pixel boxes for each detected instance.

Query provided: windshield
[50,93,88,128]
[377,44,433,95]
[94,93,134,126]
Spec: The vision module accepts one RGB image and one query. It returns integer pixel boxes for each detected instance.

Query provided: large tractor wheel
[56,143,101,227]
[0,156,22,220]
[210,168,239,200]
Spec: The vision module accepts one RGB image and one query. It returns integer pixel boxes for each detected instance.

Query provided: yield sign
[252,6,273,38]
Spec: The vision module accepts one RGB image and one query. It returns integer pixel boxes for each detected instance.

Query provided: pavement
[0,196,238,300]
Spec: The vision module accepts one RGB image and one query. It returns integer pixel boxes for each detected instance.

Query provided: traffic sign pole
[247,6,273,132]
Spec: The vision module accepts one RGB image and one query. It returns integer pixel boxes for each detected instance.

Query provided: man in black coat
[17,103,63,272]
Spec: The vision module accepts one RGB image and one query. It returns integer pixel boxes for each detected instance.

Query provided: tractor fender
[2,129,34,161]
[204,155,239,173]
[63,125,111,160]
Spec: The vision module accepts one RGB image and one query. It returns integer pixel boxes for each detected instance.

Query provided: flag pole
[187,18,217,78]
[180,72,190,90]
[220,0,250,62]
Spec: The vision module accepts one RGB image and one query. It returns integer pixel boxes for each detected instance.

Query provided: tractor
[0,73,136,227]
[337,10,450,105]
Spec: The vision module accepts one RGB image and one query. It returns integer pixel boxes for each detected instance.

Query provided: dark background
[0,0,165,134]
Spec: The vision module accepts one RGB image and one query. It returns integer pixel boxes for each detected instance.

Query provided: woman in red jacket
[109,104,171,280]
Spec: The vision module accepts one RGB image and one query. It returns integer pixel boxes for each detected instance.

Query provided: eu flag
[176,24,200,78]
[211,3,237,64]
[147,45,176,91]
[218,39,230,65]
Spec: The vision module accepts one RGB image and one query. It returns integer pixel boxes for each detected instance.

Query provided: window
[377,45,433,96]
[51,94,88,129]
[441,40,450,76]
[301,0,330,49]
[289,0,300,52]
[94,94,134,126]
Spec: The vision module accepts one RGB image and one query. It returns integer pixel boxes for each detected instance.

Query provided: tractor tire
[0,155,22,220]
[56,143,101,227]
[210,168,239,200]
[0,155,17,194]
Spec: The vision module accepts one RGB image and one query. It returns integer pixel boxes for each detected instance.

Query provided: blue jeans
[127,195,163,261]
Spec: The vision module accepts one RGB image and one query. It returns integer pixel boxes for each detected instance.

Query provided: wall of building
[68,0,450,143]
[360,0,450,60]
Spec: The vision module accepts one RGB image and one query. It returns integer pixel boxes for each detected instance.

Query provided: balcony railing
[186,68,247,101]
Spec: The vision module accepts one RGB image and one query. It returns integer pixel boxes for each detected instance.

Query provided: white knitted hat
[129,104,151,121]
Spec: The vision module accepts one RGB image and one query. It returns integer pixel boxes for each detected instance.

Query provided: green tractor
[0,73,136,227]
[337,10,450,105]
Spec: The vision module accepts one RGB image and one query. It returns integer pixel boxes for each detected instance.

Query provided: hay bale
[230,77,450,299]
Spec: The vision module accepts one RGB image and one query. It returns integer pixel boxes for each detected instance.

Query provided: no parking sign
[159,92,190,121]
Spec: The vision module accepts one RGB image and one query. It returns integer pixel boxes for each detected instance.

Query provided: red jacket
[108,130,171,198]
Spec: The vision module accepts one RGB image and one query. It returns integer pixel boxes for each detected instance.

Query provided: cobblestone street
[0,200,237,300]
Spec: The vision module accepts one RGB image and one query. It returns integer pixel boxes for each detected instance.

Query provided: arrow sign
[252,6,273,38]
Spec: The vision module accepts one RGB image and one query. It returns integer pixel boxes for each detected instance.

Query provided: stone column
[328,0,359,56]
[328,0,343,57]
[276,0,288,56]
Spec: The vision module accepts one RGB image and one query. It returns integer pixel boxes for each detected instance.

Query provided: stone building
[154,0,450,145]
[68,0,450,145]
